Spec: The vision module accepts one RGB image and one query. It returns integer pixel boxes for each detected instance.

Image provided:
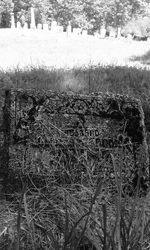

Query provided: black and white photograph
[0,1,150,249]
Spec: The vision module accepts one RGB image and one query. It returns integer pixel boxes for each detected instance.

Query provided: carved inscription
[2,89,149,194]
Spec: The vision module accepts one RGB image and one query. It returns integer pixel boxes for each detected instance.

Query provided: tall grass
[1,63,150,128]
[1,147,150,249]
[1,63,150,249]
[1,63,150,96]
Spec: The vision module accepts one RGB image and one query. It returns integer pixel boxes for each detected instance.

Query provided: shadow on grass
[130,49,150,65]
[1,64,150,130]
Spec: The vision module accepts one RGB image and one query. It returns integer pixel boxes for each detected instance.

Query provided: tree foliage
[122,16,150,37]
[0,0,150,32]
[0,0,14,27]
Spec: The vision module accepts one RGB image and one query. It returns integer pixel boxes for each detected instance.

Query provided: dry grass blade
[16,185,26,250]
[102,202,107,250]
[34,223,60,250]
[110,153,122,250]
[140,202,145,244]
[75,179,103,249]
[0,227,7,237]
[144,216,150,237]
[23,192,35,250]
[63,190,69,250]
[65,210,90,247]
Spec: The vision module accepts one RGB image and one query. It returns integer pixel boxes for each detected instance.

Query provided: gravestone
[78,28,82,35]
[43,23,49,30]
[0,90,149,196]
[109,30,116,38]
[147,37,150,42]
[30,7,36,29]
[17,21,21,29]
[23,22,28,29]
[57,25,63,33]
[73,28,78,35]
[67,22,72,36]
[51,20,57,33]
[37,23,42,29]
[11,13,15,29]
[100,27,106,38]
[82,30,88,36]
[117,27,121,38]
[94,32,100,38]
[73,28,81,35]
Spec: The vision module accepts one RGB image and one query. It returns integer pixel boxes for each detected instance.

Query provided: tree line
[0,0,150,34]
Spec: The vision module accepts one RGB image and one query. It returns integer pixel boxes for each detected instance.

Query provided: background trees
[0,0,150,34]
[0,0,14,27]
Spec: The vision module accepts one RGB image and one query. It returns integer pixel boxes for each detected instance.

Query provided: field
[1,28,150,250]
[0,28,150,71]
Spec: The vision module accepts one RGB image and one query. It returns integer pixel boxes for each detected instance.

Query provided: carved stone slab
[1,89,149,194]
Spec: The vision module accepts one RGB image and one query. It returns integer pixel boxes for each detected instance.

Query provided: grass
[1,64,150,131]
[0,28,150,70]
[1,148,150,250]
[1,29,150,249]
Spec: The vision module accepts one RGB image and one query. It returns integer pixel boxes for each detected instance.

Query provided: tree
[0,0,14,27]
[32,0,51,24]
[121,0,150,37]
[13,0,51,26]
[1,0,150,31]
[127,0,149,18]
[13,0,31,26]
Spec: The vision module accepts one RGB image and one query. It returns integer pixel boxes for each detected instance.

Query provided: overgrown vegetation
[1,145,150,250]
[1,138,150,250]
[1,64,150,129]
[1,64,150,249]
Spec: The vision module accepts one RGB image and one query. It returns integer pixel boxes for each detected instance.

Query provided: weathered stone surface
[10,13,15,29]
[30,7,36,29]
[1,89,149,195]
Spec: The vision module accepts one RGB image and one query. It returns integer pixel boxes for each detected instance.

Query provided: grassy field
[1,29,150,250]
[0,28,150,70]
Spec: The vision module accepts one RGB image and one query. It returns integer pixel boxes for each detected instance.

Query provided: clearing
[0,28,150,70]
